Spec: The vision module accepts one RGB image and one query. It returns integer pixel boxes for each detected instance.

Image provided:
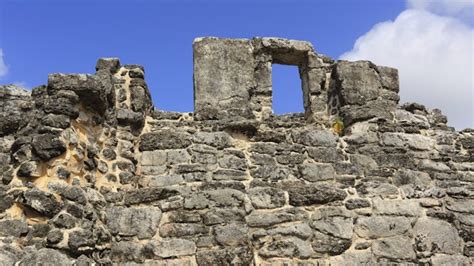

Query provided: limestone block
[194,37,256,120]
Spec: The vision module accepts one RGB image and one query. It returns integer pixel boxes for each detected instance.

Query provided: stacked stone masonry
[0,37,472,265]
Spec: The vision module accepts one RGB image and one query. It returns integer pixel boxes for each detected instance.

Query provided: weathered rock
[287,184,346,206]
[215,223,248,246]
[17,160,43,178]
[32,133,67,160]
[414,217,463,254]
[19,248,72,266]
[345,198,370,210]
[110,241,144,263]
[354,216,411,239]
[159,223,209,237]
[124,187,179,205]
[21,188,62,217]
[196,246,254,265]
[246,208,305,227]
[193,131,232,149]
[372,236,416,261]
[139,130,192,151]
[68,229,95,253]
[372,199,422,217]
[259,237,313,259]
[96,57,120,73]
[0,219,28,237]
[146,238,196,259]
[430,254,471,266]
[248,187,286,209]
[298,162,335,182]
[48,73,113,114]
[106,206,162,239]
[292,129,338,147]
[312,231,352,256]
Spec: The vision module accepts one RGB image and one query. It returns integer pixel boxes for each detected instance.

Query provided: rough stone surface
[0,37,472,265]
[106,206,162,239]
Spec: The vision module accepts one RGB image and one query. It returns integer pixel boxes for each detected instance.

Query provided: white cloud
[0,49,7,78]
[406,0,474,20]
[340,9,474,130]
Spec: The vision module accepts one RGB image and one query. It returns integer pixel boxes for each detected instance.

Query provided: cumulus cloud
[340,9,474,130]
[0,49,7,78]
[406,0,474,20]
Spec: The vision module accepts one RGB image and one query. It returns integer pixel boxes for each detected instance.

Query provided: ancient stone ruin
[0,37,472,265]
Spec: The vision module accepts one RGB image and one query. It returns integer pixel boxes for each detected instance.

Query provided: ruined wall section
[0,38,473,265]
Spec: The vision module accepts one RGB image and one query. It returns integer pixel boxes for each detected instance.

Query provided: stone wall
[0,37,472,265]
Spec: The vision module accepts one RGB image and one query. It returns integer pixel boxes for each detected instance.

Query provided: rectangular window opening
[272,64,304,115]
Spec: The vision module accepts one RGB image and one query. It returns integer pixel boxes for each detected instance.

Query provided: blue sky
[1,0,472,129]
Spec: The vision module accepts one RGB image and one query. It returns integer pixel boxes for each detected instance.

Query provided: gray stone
[147,175,184,187]
[202,208,245,225]
[250,165,291,181]
[194,38,255,120]
[74,255,95,266]
[0,219,28,237]
[196,246,254,265]
[393,168,432,187]
[106,206,162,239]
[47,229,63,244]
[110,241,144,263]
[0,247,19,266]
[345,198,370,210]
[446,200,474,213]
[68,229,95,253]
[218,153,247,170]
[17,160,42,178]
[312,230,352,256]
[372,236,416,260]
[41,114,70,129]
[214,223,248,246]
[287,183,346,206]
[354,216,411,239]
[312,216,353,240]
[248,187,286,209]
[307,147,344,163]
[168,210,201,223]
[22,188,62,217]
[130,84,152,113]
[373,199,422,217]
[159,223,209,237]
[193,131,232,149]
[259,237,313,259]
[96,57,120,73]
[52,213,76,229]
[414,217,463,254]
[19,248,72,266]
[32,133,67,160]
[430,254,471,266]
[355,181,399,198]
[61,186,87,205]
[139,130,191,151]
[124,187,179,205]
[146,238,196,259]
[246,208,305,227]
[48,73,113,114]
[116,108,144,127]
[292,129,338,147]
[298,162,335,182]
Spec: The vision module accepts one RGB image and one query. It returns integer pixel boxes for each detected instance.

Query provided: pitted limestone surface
[0,38,472,265]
